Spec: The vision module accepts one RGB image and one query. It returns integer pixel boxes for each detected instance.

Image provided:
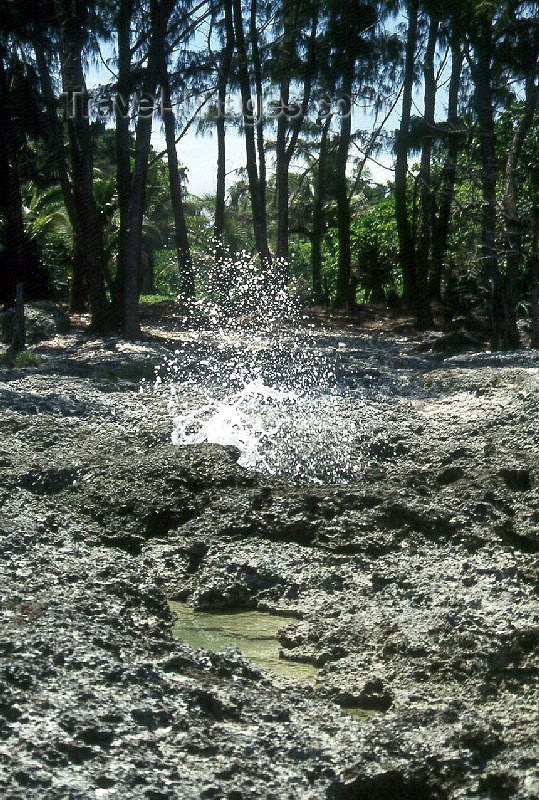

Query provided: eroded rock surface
[0,319,538,799]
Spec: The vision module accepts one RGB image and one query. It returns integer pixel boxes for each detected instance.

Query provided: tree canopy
[1,0,538,347]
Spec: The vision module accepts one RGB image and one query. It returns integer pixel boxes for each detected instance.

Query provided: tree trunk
[431,39,463,300]
[112,0,132,325]
[274,0,293,263]
[276,9,317,264]
[140,250,155,293]
[471,20,504,349]
[502,74,538,349]
[394,0,418,307]
[215,80,227,253]
[161,55,195,300]
[250,0,268,258]
[57,0,109,331]
[415,11,439,330]
[35,40,86,313]
[35,42,76,226]
[69,235,87,311]
[0,49,26,307]
[334,60,353,309]
[311,116,331,304]
[123,0,173,338]
[11,283,25,354]
[214,0,235,266]
[531,204,539,348]
[232,0,271,264]
[275,73,290,262]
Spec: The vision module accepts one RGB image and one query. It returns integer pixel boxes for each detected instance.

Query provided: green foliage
[91,363,156,383]
[0,349,42,367]
[22,185,72,299]
[288,237,312,290]
[353,193,400,302]
[14,350,41,367]
[322,191,400,303]
[2,0,539,336]
[152,250,183,297]
[139,293,176,304]
[441,158,484,312]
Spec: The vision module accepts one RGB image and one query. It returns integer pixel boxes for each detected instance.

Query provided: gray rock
[0,300,70,345]
[1,321,538,799]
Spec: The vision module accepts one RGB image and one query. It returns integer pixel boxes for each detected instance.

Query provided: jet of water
[165,250,367,483]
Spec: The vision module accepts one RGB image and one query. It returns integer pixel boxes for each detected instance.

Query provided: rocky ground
[0,305,538,799]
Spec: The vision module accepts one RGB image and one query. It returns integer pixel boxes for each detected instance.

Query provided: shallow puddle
[345,707,378,720]
[169,602,318,684]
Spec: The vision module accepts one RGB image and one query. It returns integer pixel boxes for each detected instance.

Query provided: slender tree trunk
[250,0,268,252]
[38,37,86,313]
[56,0,109,331]
[275,73,290,262]
[232,0,271,264]
[140,252,154,294]
[276,10,317,264]
[531,204,539,348]
[123,0,172,338]
[312,116,331,304]
[394,0,418,307]
[161,55,195,299]
[502,74,538,349]
[431,40,463,300]
[0,49,26,307]
[334,60,353,309]
[274,1,294,263]
[112,0,132,325]
[470,21,504,349]
[35,40,86,313]
[215,79,227,262]
[215,81,227,251]
[415,11,439,329]
[214,0,235,266]
[68,236,87,311]
[11,283,25,354]
[35,42,76,225]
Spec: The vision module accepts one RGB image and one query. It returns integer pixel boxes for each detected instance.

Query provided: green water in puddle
[169,603,380,721]
[169,602,318,684]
